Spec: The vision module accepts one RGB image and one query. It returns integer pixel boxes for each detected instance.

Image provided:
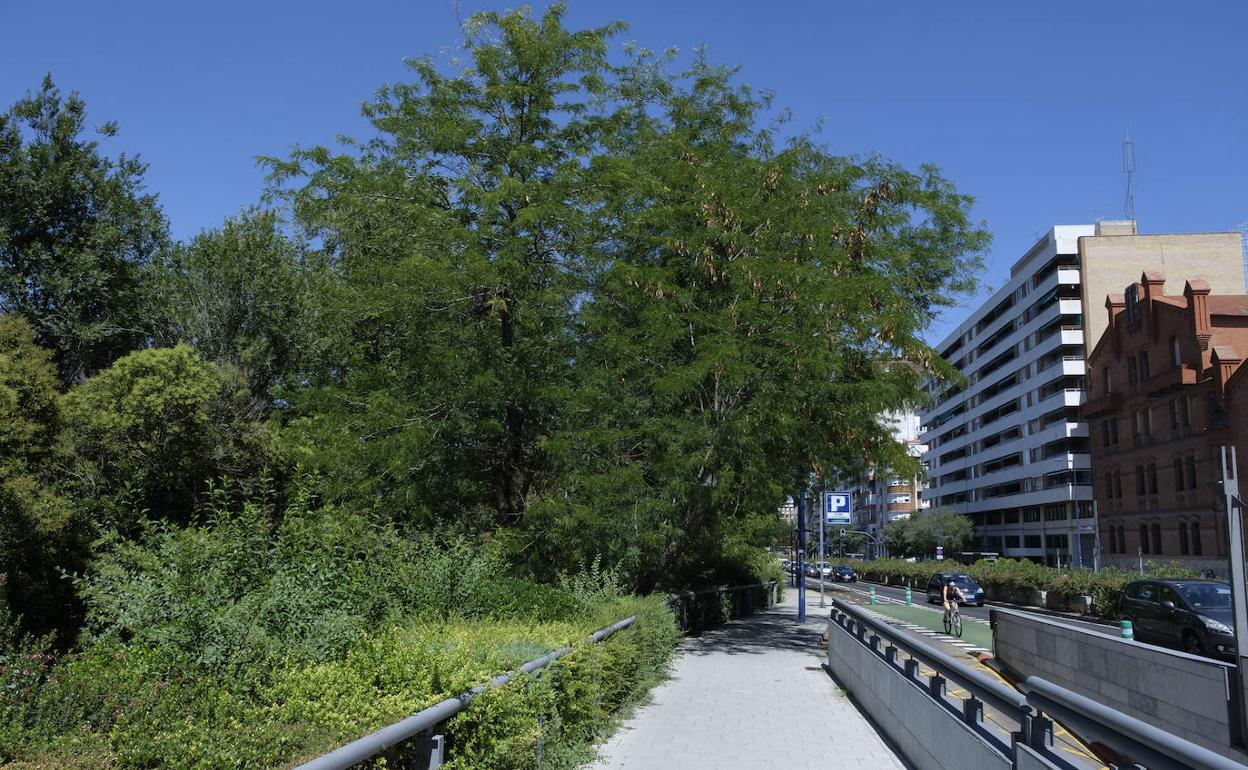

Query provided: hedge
[844,558,1200,619]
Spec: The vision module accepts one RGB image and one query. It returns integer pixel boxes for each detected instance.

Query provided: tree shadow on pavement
[682,606,828,656]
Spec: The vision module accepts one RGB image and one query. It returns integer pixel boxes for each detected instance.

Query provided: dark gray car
[925,572,985,606]
[1118,579,1236,659]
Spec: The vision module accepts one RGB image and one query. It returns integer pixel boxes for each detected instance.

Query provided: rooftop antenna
[1122,134,1136,222]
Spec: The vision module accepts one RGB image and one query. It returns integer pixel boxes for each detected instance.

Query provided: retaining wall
[991,608,1247,762]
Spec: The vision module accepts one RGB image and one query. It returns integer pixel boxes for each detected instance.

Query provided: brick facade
[1083,273,1248,572]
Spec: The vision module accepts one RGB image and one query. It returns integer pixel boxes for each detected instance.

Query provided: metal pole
[797,494,807,624]
[819,491,826,608]
[1218,446,1247,748]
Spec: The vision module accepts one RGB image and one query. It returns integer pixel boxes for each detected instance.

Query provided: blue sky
[2,1,1245,342]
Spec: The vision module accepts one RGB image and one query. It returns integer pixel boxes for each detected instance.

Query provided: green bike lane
[819,582,994,654]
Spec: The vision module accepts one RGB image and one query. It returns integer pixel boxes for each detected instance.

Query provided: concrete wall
[826,621,1012,770]
[1080,230,1245,355]
[991,608,1247,762]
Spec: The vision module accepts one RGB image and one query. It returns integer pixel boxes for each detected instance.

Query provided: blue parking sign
[824,492,851,525]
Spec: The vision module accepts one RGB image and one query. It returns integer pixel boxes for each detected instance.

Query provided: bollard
[869,586,876,605]
[905,585,912,606]
[1120,619,1134,640]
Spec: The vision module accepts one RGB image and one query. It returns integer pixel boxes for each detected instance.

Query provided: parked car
[1118,579,1236,659]
[832,565,857,583]
[925,572,985,606]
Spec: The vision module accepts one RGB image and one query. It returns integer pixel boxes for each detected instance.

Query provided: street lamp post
[797,493,808,624]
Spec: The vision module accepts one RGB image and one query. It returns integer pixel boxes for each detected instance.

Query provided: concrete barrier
[826,620,1013,770]
[991,608,1247,763]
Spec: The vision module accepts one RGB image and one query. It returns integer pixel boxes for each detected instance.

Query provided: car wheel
[1183,630,1205,656]
[977,601,985,607]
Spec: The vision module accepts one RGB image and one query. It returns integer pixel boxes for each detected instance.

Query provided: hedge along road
[816,578,1117,637]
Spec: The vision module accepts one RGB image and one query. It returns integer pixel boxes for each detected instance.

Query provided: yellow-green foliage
[4,597,679,770]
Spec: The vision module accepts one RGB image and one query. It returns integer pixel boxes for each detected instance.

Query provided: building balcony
[1081,391,1121,418]
[1057,268,1081,285]
[1144,365,1197,396]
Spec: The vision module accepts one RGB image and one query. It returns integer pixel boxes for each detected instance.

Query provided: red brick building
[1083,273,1248,572]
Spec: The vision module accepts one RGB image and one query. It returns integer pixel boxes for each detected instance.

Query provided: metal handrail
[296,615,638,770]
[1022,677,1246,770]
[830,599,1029,722]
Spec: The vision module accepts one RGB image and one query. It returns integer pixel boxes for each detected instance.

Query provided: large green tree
[266,6,986,587]
[0,76,168,386]
[266,6,621,528]
[527,50,987,589]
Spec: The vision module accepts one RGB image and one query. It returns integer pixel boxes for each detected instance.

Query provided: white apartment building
[848,410,930,553]
[919,221,1245,567]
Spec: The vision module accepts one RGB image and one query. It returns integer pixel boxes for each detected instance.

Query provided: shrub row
[1,596,680,770]
[845,558,1201,619]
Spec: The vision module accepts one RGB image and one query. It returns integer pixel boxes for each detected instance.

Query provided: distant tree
[146,209,317,400]
[883,508,972,558]
[60,345,274,531]
[0,75,169,386]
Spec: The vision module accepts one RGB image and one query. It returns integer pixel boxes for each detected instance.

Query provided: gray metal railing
[830,598,1040,758]
[667,581,778,633]
[1022,676,1245,770]
[830,598,1247,769]
[296,615,638,770]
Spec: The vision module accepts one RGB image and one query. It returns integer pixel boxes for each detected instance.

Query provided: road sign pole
[819,492,826,608]
[797,494,807,624]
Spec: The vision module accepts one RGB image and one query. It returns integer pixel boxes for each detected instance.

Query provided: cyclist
[942,576,966,626]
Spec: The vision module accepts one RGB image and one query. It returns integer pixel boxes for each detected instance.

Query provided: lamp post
[797,493,807,624]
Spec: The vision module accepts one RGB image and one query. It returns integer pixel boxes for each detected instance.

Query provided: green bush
[844,558,1201,619]
[5,598,679,770]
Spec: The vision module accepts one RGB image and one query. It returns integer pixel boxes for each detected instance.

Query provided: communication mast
[1122,134,1136,222]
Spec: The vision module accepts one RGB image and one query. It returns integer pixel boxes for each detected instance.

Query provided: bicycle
[943,604,963,637]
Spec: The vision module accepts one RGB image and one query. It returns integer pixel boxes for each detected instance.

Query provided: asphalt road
[791,574,1120,637]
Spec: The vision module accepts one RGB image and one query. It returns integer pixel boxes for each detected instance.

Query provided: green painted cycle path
[825,583,994,654]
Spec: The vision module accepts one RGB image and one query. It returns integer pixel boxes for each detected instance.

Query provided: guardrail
[667,581,778,634]
[295,615,638,770]
[830,598,1041,760]
[830,598,1246,770]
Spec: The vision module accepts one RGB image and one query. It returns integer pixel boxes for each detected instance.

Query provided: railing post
[962,696,983,725]
[928,672,946,699]
[412,731,445,768]
[904,658,919,680]
[884,645,898,665]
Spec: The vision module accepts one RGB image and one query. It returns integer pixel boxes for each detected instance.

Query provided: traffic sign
[936,545,944,560]
[824,491,851,525]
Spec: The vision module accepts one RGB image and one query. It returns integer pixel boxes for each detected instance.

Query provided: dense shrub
[845,558,1200,618]
[3,598,679,770]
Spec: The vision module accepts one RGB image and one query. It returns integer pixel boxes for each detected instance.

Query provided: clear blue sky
[3,0,1245,342]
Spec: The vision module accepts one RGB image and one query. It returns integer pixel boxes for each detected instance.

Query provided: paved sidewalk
[585,590,908,770]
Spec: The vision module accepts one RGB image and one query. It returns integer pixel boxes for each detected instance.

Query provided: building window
[1024,534,1041,549]
[1004,535,1020,549]
[1147,463,1158,495]
[1151,522,1163,554]
[1104,473,1114,499]
[1103,366,1112,394]
[1172,336,1181,366]
[1110,418,1119,444]
[1101,420,1111,447]
[1139,524,1149,554]
[1136,465,1146,496]
[1174,457,1185,492]
[1186,456,1197,489]
[1113,470,1123,498]
[1117,524,1126,554]
[1180,396,1190,428]
[1044,504,1066,521]
[1192,521,1202,556]
[1128,357,1138,386]
[1023,507,1040,523]
[1179,522,1189,555]
[1169,399,1179,429]
[1139,351,1150,381]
